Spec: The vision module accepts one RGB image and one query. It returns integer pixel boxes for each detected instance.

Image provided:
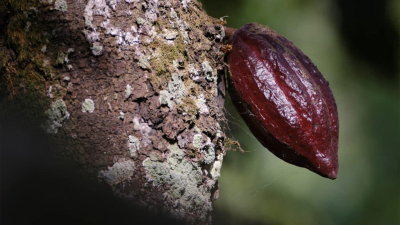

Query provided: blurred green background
[199,0,400,224]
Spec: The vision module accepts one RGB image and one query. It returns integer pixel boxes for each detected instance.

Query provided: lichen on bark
[1,0,226,224]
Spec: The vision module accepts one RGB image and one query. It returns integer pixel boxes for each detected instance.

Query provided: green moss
[7,1,45,62]
[2,1,45,98]
[55,51,66,66]
[150,34,187,73]
[40,0,53,4]
[166,36,187,62]
[0,53,7,71]
[2,0,50,99]
[34,57,54,78]
[176,96,197,116]
[146,19,192,93]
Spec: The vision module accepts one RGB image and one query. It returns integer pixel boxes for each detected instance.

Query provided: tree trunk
[1,0,226,224]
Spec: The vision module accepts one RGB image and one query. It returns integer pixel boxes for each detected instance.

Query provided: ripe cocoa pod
[227,23,339,179]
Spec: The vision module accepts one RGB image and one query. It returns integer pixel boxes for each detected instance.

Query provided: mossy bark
[0,0,226,224]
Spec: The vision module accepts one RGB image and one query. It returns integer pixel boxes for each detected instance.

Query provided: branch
[1,0,227,224]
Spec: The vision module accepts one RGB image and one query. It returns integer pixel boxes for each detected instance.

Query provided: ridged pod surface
[227,23,339,179]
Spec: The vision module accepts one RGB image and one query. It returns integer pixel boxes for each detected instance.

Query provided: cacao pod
[227,23,339,179]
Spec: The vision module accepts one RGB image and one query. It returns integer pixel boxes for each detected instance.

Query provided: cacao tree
[1,0,227,224]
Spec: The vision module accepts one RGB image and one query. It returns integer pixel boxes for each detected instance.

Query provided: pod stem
[224,26,237,39]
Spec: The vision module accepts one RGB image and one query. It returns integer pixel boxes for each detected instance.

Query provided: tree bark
[1,0,226,224]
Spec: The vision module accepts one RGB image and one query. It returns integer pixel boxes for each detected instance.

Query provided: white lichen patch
[194,134,215,164]
[159,90,174,108]
[181,0,191,11]
[195,94,209,115]
[210,154,223,179]
[132,117,140,130]
[124,31,139,45]
[149,151,163,161]
[47,85,53,98]
[43,99,70,134]
[107,0,119,10]
[167,8,190,43]
[119,111,125,120]
[116,30,140,46]
[144,0,159,23]
[125,84,133,98]
[54,0,67,12]
[202,145,215,165]
[138,56,151,70]
[188,64,200,81]
[82,99,95,113]
[98,160,135,186]
[143,144,209,211]
[132,117,152,147]
[83,0,149,50]
[163,29,179,40]
[84,0,116,43]
[216,129,222,139]
[193,126,201,134]
[128,135,140,157]
[41,45,47,52]
[168,73,187,104]
[84,0,110,29]
[90,42,103,56]
[193,134,203,149]
[142,158,169,186]
[170,8,177,19]
[107,102,113,111]
[210,163,222,180]
[201,60,219,96]
[136,17,146,25]
[202,61,214,82]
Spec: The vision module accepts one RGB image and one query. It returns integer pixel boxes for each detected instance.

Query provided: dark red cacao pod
[227,23,339,179]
